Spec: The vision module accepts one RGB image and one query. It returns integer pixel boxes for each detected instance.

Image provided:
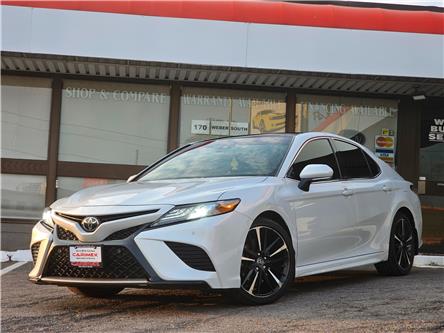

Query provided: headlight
[151,199,240,228]
[40,207,54,231]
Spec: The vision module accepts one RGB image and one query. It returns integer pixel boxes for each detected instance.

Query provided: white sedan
[29,132,422,304]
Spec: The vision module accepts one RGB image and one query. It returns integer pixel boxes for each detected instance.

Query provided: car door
[332,139,393,256]
[283,138,357,267]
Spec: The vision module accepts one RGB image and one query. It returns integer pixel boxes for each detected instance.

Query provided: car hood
[52,176,268,209]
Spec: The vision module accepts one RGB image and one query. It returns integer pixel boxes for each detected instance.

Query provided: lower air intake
[31,242,41,264]
[165,242,215,272]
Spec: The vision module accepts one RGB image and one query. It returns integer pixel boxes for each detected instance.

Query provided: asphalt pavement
[1,263,443,333]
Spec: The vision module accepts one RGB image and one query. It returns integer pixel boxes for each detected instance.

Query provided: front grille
[105,225,143,241]
[55,209,159,224]
[165,242,215,272]
[43,246,148,279]
[56,224,142,241]
[57,226,79,241]
[31,242,41,264]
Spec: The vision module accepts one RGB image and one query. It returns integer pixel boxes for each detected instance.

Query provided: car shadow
[57,267,389,312]
[289,268,379,294]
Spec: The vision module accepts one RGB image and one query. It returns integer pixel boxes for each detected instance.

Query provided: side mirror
[298,164,333,192]
[127,174,137,183]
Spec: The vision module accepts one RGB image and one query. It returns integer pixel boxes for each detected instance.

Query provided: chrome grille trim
[55,209,160,224]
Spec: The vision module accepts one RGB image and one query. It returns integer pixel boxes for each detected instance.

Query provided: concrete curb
[1,250,32,262]
[414,255,444,267]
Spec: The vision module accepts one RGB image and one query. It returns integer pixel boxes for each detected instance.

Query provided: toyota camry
[29,132,422,304]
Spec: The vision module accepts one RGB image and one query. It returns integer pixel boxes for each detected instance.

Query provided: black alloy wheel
[233,217,295,305]
[375,212,416,276]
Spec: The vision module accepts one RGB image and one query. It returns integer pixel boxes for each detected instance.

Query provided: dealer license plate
[69,246,102,267]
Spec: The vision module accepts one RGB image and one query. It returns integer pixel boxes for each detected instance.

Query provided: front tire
[375,212,416,276]
[68,287,124,298]
[231,217,295,305]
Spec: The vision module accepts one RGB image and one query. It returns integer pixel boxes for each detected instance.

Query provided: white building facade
[1,0,443,250]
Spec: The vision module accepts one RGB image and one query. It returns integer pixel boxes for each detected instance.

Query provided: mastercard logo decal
[375,136,394,149]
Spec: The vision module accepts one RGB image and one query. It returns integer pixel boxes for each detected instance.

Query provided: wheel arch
[255,210,294,250]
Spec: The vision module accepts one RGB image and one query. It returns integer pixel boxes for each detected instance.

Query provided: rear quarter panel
[375,165,423,256]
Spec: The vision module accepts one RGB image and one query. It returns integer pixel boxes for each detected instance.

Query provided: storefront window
[180,88,286,145]
[59,80,170,165]
[295,95,398,167]
[420,107,444,182]
[56,177,125,199]
[1,174,46,219]
[1,76,51,160]
[420,143,444,182]
[418,102,444,250]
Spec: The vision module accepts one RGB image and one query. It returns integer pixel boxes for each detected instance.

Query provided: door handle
[382,185,392,192]
[342,188,353,197]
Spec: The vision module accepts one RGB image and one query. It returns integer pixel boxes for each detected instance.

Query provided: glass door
[419,98,444,252]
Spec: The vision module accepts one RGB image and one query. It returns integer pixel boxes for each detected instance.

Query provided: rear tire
[375,211,416,276]
[68,287,124,298]
[229,217,295,305]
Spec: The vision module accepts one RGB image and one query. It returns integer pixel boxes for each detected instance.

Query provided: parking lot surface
[1,263,443,333]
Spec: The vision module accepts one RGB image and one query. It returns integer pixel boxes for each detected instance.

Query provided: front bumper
[29,210,253,290]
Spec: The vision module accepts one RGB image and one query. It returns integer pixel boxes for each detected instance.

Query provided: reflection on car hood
[52,177,268,208]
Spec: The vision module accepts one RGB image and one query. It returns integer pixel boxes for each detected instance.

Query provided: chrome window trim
[361,149,383,179]
[284,135,383,184]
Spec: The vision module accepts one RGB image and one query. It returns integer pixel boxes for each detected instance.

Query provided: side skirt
[295,251,386,278]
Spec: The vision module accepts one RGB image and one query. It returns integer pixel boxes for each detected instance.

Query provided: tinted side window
[362,151,381,177]
[289,139,340,180]
[333,140,371,179]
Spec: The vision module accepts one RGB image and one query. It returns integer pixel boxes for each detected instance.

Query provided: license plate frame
[69,245,102,268]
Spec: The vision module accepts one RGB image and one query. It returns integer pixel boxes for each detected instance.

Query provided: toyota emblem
[81,216,100,232]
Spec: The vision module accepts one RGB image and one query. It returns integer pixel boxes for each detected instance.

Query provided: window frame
[286,136,342,182]
[331,138,378,181]
[361,150,382,178]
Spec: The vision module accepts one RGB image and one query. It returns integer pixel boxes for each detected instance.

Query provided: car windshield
[139,136,293,181]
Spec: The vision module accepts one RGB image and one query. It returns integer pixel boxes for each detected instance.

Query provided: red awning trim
[2,0,443,35]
